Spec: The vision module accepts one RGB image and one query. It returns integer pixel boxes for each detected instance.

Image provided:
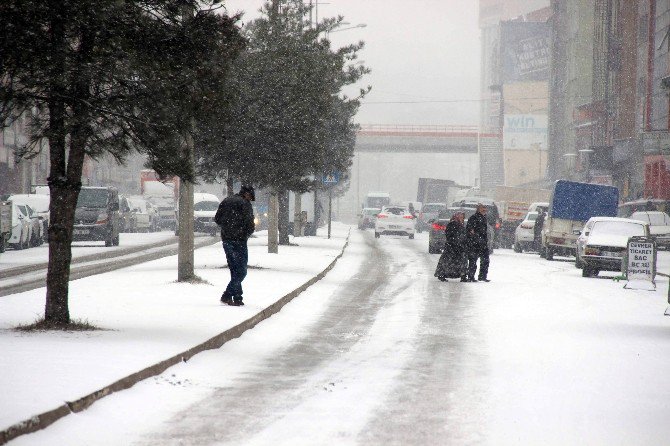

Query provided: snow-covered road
[11,230,670,445]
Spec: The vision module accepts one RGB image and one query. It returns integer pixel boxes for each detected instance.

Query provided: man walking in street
[214,185,256,306]
[466,203,490,282]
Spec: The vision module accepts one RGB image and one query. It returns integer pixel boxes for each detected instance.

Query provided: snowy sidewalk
[0,224,350,441]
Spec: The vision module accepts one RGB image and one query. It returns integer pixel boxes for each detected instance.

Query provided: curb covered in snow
[0,231,350,445]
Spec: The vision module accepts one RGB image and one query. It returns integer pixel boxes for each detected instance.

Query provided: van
[73,187,120,246]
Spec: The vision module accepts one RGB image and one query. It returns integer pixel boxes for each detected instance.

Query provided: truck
[364,192,391,209]
[494,186,551,248]
[140,169,179,230]
[542,180,619,260]
[416,178,466,207]
[0,201,11,253]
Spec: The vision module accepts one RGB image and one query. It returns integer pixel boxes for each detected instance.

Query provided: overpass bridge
[337,125,502,222]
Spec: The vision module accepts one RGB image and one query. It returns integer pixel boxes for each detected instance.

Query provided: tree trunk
[293,192,302,237]
[278,189,290,245]
[178,126,195,282]
[268,191,279,253]
[226,175,234,197]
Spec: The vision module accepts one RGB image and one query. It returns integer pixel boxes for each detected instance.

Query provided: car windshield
[423,204,445,213]
[591,221,645,237]
[526,212,538,221]
[77,189,109,208]
[384,207,406,216]
[194,201,219,211]
[127,199,147,213]
[16,204,28,217]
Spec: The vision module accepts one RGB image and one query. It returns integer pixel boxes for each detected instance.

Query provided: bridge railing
[358,124,480,134]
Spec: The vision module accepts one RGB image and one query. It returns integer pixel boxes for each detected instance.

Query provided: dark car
[73,187,120,246]
[428,207,476,253]
[417,203,446,233]
[358,207,381,229]
[453,198,502,247]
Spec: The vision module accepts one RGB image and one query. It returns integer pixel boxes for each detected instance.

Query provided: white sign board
[624,238,656,290]
[503,114,548,151]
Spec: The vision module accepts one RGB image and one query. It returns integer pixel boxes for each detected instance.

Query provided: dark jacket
[466,211,488,251]
[445,220,466,254]
[534,212,545,242]
[214,194,255,241]
[435,220,467,279]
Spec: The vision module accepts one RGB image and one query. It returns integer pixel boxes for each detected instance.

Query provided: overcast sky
[223,0,481,126]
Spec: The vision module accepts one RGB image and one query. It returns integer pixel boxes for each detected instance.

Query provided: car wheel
[545,247,554,261]
[409,234,414,239]
[513,242,522,253]
[105,231,113,247]
[374,232,380,239]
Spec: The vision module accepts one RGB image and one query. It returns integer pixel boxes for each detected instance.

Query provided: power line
[361,97,550,105]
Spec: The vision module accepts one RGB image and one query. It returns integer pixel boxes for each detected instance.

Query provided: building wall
[503,81,549,186]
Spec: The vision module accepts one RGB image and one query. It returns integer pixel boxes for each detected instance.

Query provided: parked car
[7,202,31,250]
[193,193,221,236]
[0,201,11,252]
[617,199,670,218]
[358,207,381,229]
[375,206,416,239]
[575,217,649,277]
[417,203,446,233]
[513,211,538,253]
[119,195,153,233]
[428,207,476,254]
[18,204,45,246]
[630,211,670,250]
[7,194,50,242]
[73,187,120,246]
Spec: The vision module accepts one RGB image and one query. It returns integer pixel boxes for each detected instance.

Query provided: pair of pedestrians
[434,204,491,283]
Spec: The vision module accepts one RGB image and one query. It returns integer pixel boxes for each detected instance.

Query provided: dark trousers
[222,240,248,301]
[468,248,490,280]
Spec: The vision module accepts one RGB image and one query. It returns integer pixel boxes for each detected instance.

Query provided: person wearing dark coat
[466,204,490,282]
[214,185,256,306]
[533,208,546,252]
[435,211,468,282]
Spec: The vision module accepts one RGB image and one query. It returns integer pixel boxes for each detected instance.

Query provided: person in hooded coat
[435,211,468,282]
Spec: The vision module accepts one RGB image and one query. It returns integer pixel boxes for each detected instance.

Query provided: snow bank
[0,224,350,434]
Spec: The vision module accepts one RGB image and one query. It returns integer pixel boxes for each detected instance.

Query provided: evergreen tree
[0,0,243,325]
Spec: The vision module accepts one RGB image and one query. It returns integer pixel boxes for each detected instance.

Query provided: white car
[374,206,416,239]
[8,194,50,242]
[8,203,32,250]
[629,211,670,250]
[194,193,221,236]
[513,211,538,252]
[575,217,650,277]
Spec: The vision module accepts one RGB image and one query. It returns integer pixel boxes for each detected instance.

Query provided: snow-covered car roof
[586,216,648,225]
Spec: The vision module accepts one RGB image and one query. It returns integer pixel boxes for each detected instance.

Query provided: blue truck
[542,180,619,260]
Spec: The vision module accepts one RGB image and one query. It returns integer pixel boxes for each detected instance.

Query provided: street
[14,230,670,445]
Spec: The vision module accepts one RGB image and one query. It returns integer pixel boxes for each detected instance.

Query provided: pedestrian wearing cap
[214,185,256,306]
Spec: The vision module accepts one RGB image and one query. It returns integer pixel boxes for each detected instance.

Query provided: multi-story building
[479,0,550,191]
[549,0,668,201]
[0,114,49,196]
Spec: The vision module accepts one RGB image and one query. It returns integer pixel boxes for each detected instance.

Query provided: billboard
[503,114,548,150]
[500,21,551,83]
